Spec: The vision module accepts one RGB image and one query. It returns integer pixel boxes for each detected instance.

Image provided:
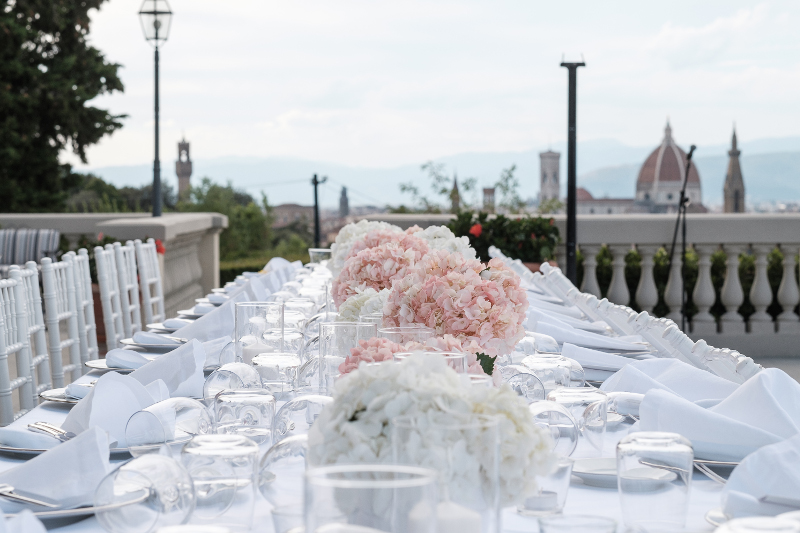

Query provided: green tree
[399,161,476,213]
[494,165,525,214]
[1,0,125,212]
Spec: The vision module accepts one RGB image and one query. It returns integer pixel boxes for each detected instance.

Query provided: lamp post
[138,0,173,217]
[560,58,585,285]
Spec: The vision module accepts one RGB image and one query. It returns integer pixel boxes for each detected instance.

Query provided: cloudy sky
[70,0,800,171]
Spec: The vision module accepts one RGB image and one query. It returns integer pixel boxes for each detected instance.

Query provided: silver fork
[694,462,727,485]
[27,422,76,442]
[0,484,60,508]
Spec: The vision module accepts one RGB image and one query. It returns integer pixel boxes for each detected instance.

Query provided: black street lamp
[138,0,172,217]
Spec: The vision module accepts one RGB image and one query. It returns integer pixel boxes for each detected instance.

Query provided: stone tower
[450,176,460,212]
[723,129,745,213]
[339,186,349,218]
[176,138,193,198]
[539,150,560,202]
[483,187,495,213]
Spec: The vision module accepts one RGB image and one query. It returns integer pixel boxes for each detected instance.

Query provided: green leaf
[476,352,497,375]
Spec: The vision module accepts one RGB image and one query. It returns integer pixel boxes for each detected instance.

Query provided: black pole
[153,47,162,217]
[312,174,327,247]
[667,144,695,331]
[560,60,585,284]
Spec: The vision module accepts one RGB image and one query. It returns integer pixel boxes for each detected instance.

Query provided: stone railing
[0,213,227,318]
[357,212,800,357]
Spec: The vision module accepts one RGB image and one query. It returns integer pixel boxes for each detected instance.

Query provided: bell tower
[723,129,745,213]
[176,138,193,198]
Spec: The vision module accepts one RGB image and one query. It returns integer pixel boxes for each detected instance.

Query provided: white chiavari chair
[94,246,124,350]
[113,242,142,337]
[41,257,83,386]
[0,276,35,424]
[134,238,165,325]
[8,262,51,400]
[65,251,99,364]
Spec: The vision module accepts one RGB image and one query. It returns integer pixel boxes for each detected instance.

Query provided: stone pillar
[579,245,601,297]
[635,245,659,314]
[607,245,631,306]
[720,244,746,334]
[748,245,775,333]
[777,244,800,333]
[691,245,718,335]
[663,246,684,324]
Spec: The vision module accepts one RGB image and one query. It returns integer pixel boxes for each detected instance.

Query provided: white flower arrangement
[329,220,403,277]
[407,225,477,260]
[307,353,555,506]
[337,288,389,322]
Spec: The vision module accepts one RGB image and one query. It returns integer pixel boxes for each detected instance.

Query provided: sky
[69,0,800,173]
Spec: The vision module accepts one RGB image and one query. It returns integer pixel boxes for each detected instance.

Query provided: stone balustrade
[357,212,800,357]
[0,213,227,318]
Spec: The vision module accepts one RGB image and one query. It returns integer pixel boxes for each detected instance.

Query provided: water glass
[528,401,580,457]
[125,398,212,457]
[95,454,195,533]
[547,388,608,458]
[518,331,561,354]
[281,281,303,295]
[304,464,438,532]
[392,414,500,533]
[517,456,574,516]
[617,432,694,528]
[259,434,309,506]
[498,366,546,402]
[262,329,306,356]
[305,311,340,337]
[252,352,302,398]
[378,325,435,344]
[203,362,262,399]
[271,504,304,533]
[394,351,468,373]
[521,354,581,392]
[539,515,617,533]
[308,248,332,264]
[214,389,276,445]
[181,434,260,531]
[285,298,316,318]
[235,302,284,363]
[319,322,377,393]
[284,310,309,332]
[273,394,333,442]
[359,312,384,326]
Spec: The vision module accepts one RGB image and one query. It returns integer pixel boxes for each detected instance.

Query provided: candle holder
[234,302,284,363]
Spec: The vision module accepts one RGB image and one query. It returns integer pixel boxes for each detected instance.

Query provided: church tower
[450,176,460,213]
[176,138,193,198]
[339,187,349,218]
[539,150,560,202]
[723,129,745,213]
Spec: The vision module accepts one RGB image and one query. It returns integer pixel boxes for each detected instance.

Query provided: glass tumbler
[547,388,608,458]
[308,248,332,265]
[125,398,213,457]
[214,390,276,446]
[285,298,316,319]
[252,352,302,398]
[517,456,574,516]
[319,322,377,394]
[392,414,500,533]
[359,312,384,326]
[498,367,546,403]
[273,394,333,442]
[528,401,580,457]
[259,434,309,507]
[95,454,195,533]
[305,464,438,533]
[378,325,435,345]
[617,432,694,528]
[521,354,583,392]
[181,434,260,531]
[235,302,284,364]
[203,362,262,399]
[393,351,468,373]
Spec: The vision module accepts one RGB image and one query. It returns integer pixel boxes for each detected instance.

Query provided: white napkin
[173,294,244,342]
[526,308,607,334]
[132,331,182,345]
[64,381,94,399]
[526,298,584,319]
[130,339,206,398]
[531,321,646,351]
[265,257,292,272]
[61,372,161,448]
[163,317,194,329]
[723,433,800,518]
[562,343,634,372]
[246,276,269,301]
[2,510,47,533]
[638,369,800,461]
[105,348,158,370]
[207,293,228,304]
[192,303,215,315]
[0,427,60,450]
[0,427,113,512]
[202,336,233,368]
[260,272,282,293]
[601,358,739,402]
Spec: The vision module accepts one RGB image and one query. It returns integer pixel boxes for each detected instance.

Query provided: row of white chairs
[0,238,165,426]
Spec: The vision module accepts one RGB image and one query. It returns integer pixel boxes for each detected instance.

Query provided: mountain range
[81,136,800,209]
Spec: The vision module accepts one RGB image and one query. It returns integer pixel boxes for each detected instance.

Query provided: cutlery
[0,484,59,508]
[693,462,727,484]
[27,422,76,442]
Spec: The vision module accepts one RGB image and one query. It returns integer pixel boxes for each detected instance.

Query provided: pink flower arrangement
[332,242,426,307]
[384,250,528,357]
[346,229,429,262]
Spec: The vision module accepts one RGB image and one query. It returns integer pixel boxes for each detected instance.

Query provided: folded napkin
[526,308,607,334]
[130,339,206,398]
[601,358,739,402]
[173,294,244,342]
[260,272,282,293]
[723,433,800,518]
[202,336,233,368]
[132,331,182,345]
[246,276,269,301]
[64,381,94,399]
[0,427,60,450]
[2,510,47,533]
[526,298,584,319]
[163,317,194,329]
[62,372,162,448]
[0,427,113,512]
[265,257,292,272]
[562,343,634,372]
[531,321,646,351]
[638,369,800,461]
[207,293,229,305]
[191,303,215,315]
[105,348,159,370]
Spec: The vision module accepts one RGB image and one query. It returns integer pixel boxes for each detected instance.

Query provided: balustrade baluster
[777,244,800,333]
[749,245,775,333]
[607,245,631,305]
[579,245,601,297]
[692,244,718,335]
[720,244,745,334]
[634,245,659,314]
[663,245,684,324]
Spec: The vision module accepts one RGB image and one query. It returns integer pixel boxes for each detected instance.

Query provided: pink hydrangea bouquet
[384,250,528,358]
[346,229,429,262]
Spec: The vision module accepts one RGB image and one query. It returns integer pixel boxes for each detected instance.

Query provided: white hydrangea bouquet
[307,353,556,506]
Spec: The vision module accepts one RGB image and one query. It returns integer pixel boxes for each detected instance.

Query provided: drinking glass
[305,311,340,337]
[262,329,306,355]
[285,298,316,319]
[95,454,195,533]
[252,352,302,398]
[235,302,284,364]
[392,414,500,533]
[319,322,377,394]
[281,281,303,296]
[273,394,333,442]
[305,464,438,533]
[393,351,468,373]
[528,401,580,457]
[501,368,546,403]
[269,291,296,304]
[125,398,213,457]
[259,434,309,506]
[547,388,608,458]
[299,287,328,309]
[308,248,332,265]
[617,432,694,528]
[214,389,276,446]
[539,515,617,533]
[359,312,384,326]
[271,504,304,533]
[284,310,309,332]
[521,354,583,392]
[378,325,435,345]
[517,456,574,516]
[203,362,262,399]
[181,434,260,531]
[518,332,561,354]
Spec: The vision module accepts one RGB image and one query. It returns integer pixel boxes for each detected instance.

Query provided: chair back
[41,257,83,387]
[0,276,35,425]
[112,242,142,337]
[94,246,124,350]
[8,263,51,399]
[134,238,166,325]
[67,250,99,362]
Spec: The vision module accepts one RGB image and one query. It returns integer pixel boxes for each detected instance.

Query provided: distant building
[539,151,561,202]
[272,204,313,228]
[339,187,350,218]
[175,138,192,198]
[724,129,746,213]
[450,177,460,212]
[483,187,495,213]
[575,188,635,215]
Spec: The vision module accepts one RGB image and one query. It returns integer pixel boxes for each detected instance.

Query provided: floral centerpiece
[337,288,390,322]
[406,224,477,260]
[329,220,403,276]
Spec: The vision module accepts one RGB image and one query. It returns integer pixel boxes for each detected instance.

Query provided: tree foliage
[1,0,125,212]
[398,161,476,213]
[494,165,525,214]
[65,173,177,213]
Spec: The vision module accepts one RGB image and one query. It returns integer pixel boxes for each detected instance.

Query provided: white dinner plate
[84,359,134,373]
[146,322,179,333]
[572,457,677,490]
[119,339,184,351]
[177,310,205,319]
[38,388,79,405]
[195,298,222,307]
[706,508,729,528]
